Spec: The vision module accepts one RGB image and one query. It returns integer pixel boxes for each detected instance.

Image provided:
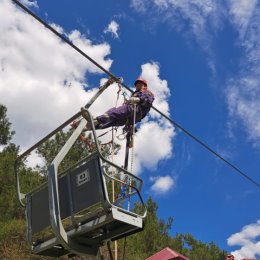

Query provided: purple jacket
[131,89,154,120]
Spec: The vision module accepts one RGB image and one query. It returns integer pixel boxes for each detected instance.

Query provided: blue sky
[0,0,260,258]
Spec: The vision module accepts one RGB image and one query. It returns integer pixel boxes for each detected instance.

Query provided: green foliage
[118,197,174,260]
[0,143,23,220]
[117,197,227,260]
[0,219,31,260]
[182,234,227,260]
[36,128,120,175]
[0,105,20,220]
[0,104,15,145]
[36,129,93,174]
[0,105,45,259]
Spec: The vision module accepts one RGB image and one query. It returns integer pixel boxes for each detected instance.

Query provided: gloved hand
[128,97,140,104]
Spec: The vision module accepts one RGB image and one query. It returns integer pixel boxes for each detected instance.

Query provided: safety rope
[111,81,123,260]
[111,126,118,260]
[122,237,127,260]
[107,241,114,260]
[130,104,136,173]
[122,88,129,104]
[121,103,137,260]
[128,103,136,210]
[111,81,123,199]
[115,79,123,108]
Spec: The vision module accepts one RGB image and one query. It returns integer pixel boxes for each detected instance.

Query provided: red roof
[145,247,190,260]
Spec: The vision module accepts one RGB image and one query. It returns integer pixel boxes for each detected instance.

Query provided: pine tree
[117,197,174,260]
[0,104,14,145]
[0,104,32,259]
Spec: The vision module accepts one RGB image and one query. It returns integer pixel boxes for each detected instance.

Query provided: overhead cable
[12,0,260,189]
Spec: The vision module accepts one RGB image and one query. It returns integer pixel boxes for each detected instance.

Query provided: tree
[36,128,120,175]
[117,197,174,260]
[0,105,33,259]
[0,104,14,145]
[0,104,48,259]
[117,198,227,260]
[177,233,227,260]
[0,105,21,220]
[0,143,21,220]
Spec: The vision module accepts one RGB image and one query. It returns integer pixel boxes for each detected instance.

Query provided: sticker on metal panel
[76,169,90,186]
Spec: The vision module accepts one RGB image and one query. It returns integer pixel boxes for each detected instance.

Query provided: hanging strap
[121,103,137,260]
[130,103,137,170]
[115,79,123,107]
[107,241,114,260]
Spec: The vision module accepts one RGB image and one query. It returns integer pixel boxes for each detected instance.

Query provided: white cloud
[227,0,259,61]
[154,0,168,9]
[130,0,223,73]
[228,0,257,39]
[134,120,174,173]
[26,150,45,168]
[139,62,170,117]
[104,20,120,39]
[227,220,260,259]
[130,0,148,13]
[150,175,175,194]
[20,0,38,8]
[226,76,260,147]
[0,0,112,150]
[50,23,65,35]
[140,0,221,37]
[225,3,260,148]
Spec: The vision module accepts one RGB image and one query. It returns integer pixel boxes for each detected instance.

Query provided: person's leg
[72,105,141,131]
[96,105,131,129]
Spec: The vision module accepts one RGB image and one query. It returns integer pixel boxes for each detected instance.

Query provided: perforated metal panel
[28,155,106,235]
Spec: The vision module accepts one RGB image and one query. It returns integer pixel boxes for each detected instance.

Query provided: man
[93,77,154,129]
[226,254,235,260]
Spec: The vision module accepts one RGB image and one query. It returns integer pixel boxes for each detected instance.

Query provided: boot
[85,119,99,130]
[71,120,89,131]
[71,119,99,131]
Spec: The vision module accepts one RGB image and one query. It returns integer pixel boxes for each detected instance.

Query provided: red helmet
[134,77,147,87]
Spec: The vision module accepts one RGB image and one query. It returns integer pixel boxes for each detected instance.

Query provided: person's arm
[128,97,140,104]
[138,90,154,107]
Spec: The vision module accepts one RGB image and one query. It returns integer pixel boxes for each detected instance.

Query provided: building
[145,247,190,260]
